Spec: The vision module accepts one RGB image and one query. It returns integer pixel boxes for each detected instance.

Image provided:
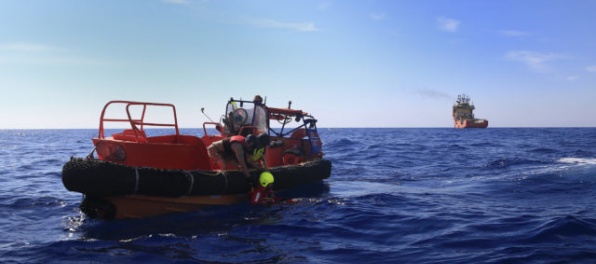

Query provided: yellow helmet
[259,171,274,188]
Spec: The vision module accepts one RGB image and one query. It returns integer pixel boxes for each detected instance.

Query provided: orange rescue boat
[62,98,331,219]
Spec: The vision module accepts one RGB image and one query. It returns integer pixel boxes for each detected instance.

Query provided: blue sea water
[1,128,596,263]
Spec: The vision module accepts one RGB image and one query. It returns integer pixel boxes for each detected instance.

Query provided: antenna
[201,107,215,122]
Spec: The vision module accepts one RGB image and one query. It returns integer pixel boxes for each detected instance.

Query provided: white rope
[185,172,194,195]
[221,171,229,193]
[134,167,140,194]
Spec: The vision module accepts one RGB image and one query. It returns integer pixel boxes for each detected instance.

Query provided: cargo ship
[452,94,488,128]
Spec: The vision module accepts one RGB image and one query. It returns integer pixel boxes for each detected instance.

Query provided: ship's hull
[454,119,488,128]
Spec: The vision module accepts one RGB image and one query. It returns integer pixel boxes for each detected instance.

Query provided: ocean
[1,128,596,263]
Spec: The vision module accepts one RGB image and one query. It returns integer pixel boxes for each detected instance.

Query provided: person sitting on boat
[207,132,270,178]
[250,171,277,205]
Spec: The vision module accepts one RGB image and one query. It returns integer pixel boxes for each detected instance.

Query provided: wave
[485,157,546,169]
[521,215,596,244]
[557,157,596,165]
[549,157,596,178]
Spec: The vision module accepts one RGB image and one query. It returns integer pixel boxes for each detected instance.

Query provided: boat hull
[80,194,248,219]
[454,119,488,128]
[63,157,332,219]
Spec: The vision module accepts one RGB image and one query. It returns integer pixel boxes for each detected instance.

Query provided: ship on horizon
[452,94,488,128]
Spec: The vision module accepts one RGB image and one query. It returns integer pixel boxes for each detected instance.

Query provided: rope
[185,172,194,195]
[86,147,96,160]
[200,171,220,177]
[134,167,140,194]
[221,171,229,194]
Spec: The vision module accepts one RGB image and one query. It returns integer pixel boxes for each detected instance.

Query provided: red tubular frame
[98,100,180,141]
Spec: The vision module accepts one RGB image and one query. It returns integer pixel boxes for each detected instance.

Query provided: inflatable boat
[62,97,332,219]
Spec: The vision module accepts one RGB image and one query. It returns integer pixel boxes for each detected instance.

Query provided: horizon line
[1,126,595,130]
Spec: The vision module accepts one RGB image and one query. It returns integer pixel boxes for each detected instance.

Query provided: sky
[1,0,595,128]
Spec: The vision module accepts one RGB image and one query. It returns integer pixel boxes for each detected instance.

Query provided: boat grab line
[221,171,229,194]
[134,168,140,194]
[185,172,194,195]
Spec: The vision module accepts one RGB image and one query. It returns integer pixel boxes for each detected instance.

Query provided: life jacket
[250,185,274,205]
[222,135,250,162]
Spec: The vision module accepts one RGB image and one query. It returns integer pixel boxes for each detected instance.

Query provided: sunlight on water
[558,157,596,165]
[554,158,596,174]
[331,181,400,198]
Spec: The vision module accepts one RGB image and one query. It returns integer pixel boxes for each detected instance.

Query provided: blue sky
[1,0,595,128]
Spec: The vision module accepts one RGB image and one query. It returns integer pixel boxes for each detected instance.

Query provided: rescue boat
[62,98,331,220]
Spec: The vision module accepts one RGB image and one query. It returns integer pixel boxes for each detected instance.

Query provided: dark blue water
[1,128,596,263]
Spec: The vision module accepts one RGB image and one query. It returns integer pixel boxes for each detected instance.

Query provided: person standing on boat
[207,133,270,178]
[244,95,268,134]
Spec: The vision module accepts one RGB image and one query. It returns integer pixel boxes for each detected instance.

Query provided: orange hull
[454,119,488,128]
[107,195,247,219]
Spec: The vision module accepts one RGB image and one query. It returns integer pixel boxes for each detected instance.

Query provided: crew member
[207,133,270,178]
[250,132,270,169]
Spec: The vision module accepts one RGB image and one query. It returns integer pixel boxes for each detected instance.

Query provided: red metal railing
[98,100,179,141]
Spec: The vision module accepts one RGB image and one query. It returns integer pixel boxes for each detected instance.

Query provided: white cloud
[318,2,332,11]
[500,30,528,37]
[371,12,386,21]
[436,17,460,32]
[162,0,189,4]
[250,18,320,32]
[586,65,596,72]
[0,43,58,52]
[0,42,102,65]
[566,75,579,81]
[0,56,104,65]
[505,50,564,72]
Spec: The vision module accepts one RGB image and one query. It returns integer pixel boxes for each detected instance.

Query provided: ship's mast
[457,94,471,105]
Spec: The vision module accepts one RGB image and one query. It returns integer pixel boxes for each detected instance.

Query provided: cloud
[436,17,460,32]
[250,18,320,32]
[500,30,528,37]
[0,42,102,65]
[586,65,596,72]
[162,0,189,4]
[505,50,564,72]
[317,2,332,11]
[371,12,386,21]
[0,43,58,52]
[566,75,579,81]
[0,56,104,65]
